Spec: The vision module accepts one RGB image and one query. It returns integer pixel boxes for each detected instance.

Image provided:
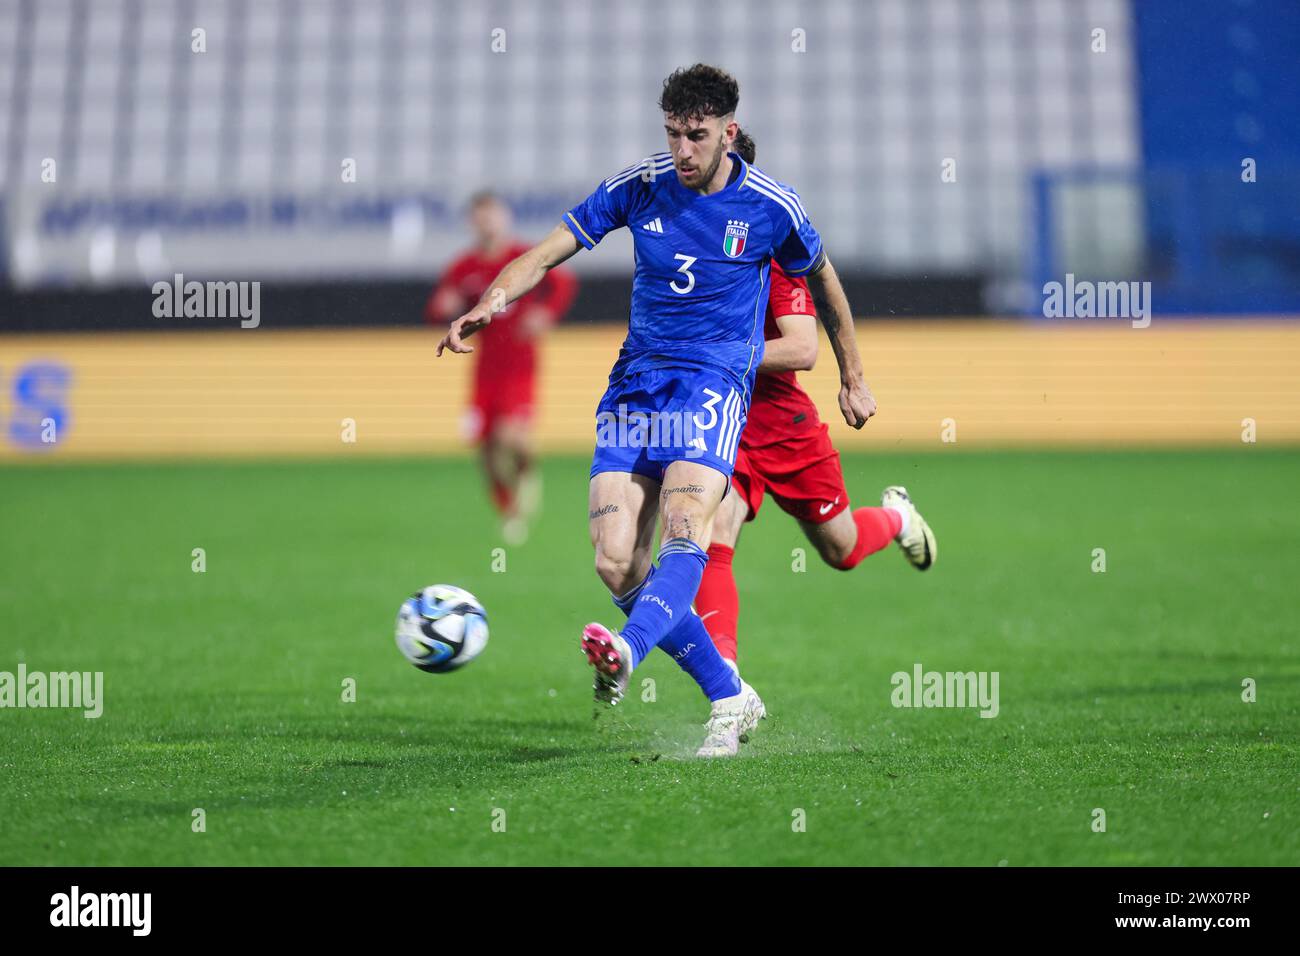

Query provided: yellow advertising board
[1,321,1298,461]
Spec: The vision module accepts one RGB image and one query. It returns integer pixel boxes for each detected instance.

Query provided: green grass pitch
[1,450,1296,866]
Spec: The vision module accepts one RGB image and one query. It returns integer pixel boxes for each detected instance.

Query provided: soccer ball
[395,585,489,673]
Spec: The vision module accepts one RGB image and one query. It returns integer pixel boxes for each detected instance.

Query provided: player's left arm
[806,256,877,429]
[769,196,875,427]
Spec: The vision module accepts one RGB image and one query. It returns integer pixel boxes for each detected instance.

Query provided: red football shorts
[462,375,534,443]
[731,422,850,525]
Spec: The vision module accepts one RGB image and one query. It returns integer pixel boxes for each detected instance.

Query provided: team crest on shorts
[723,220,749,258]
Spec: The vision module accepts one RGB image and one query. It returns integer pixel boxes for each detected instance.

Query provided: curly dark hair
[658,64,739,121]
[732,127,756,164]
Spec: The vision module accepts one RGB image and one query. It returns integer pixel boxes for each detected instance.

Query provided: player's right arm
[438,160,639,355]
[437,225,581,356]
[758,269,819,373]
[757,313,818,372]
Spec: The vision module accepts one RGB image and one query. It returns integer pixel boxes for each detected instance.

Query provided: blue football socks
[610,545,742,702]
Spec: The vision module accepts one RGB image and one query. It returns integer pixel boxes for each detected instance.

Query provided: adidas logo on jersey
[641,218,664,233]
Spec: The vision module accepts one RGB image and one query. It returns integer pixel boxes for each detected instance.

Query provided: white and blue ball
[395,585,489,673]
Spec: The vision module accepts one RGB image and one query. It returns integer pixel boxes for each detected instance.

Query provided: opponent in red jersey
[694,130,938,667]
[426,191,577,544]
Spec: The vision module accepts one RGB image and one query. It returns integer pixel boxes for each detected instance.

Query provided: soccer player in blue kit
[438,65,876,757]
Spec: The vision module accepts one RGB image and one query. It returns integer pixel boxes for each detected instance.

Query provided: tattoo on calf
[589,504,619,520]
[664,512,698,541]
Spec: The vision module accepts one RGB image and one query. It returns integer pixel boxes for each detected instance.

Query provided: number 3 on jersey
[670,254,697,295]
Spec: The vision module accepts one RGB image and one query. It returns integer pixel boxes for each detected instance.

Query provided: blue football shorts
[589,364,750,482]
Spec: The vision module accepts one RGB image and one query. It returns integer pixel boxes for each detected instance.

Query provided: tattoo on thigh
[661,483,705,499]
[589,504,619,520]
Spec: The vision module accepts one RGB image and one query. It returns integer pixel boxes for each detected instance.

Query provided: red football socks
[489,479,513,515]
[694,508,903,658]
[837,506,902,570]
[696,543,739,661]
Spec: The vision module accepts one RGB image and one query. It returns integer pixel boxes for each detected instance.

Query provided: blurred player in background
[426,191,577,545]
[694,129,938,675]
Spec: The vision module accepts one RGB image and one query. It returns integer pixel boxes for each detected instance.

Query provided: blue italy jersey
[564,152,824,390]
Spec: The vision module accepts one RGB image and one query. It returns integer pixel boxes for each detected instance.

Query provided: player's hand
[437,305,493,356]
[839,377,876,429]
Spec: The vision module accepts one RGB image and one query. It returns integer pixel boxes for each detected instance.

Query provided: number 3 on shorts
[693,388,722,432]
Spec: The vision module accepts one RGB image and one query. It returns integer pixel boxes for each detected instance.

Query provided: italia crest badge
[723,219,749,258]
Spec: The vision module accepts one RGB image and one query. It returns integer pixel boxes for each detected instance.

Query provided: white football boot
[581,623,632,706]
[881,485,937,571]
[696,680,766,758]
[719,658,758,740]
[517,470,543,523]
[502,515,529,547]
